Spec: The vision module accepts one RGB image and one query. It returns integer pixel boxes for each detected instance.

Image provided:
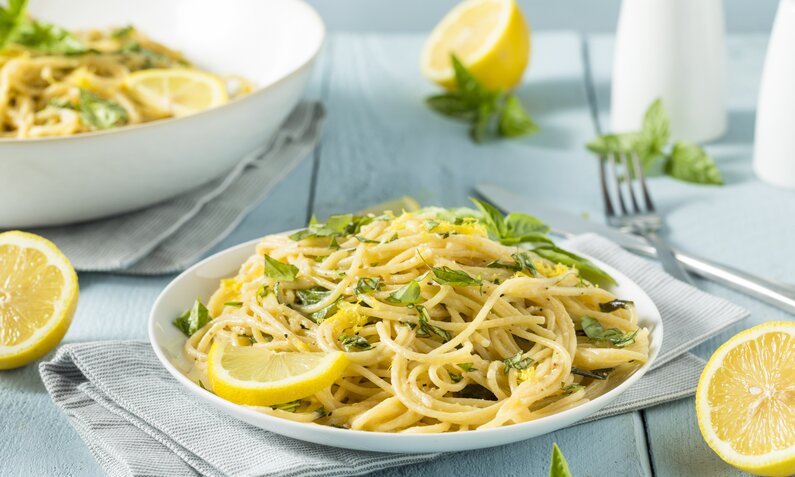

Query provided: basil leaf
[451,53,491,105]
[272,401,301,412]
[586,132,638,156]
[78,90,128,130]
[580,316,637,348]
[223,301,243,307]
[665,141,723,185]
[486,260,521,271]
[14,20,86,54]
[119,41,178,68]
[295,286,330,306]
[639,98,670,159]
[0,0,27,49]
[455,384,497,401]
[532,245,616,286]
[111,25,135,39]
[415,305,451,342]
[549,443,573,477]
[469,100,494,143]
[503,351,533,374]
[599,299,634,312]
[571,367,614,380]
[354,235,379,244]
[431,266,481,286]
[504,212,550,237]
[385,280,421,305]
[263,254,298,282]
[470,197,506,239]
[173,297,211,336]
[511,252,538,276]
[458,362,476,372]
[448,371,463,383]
[560,382,584,395]
[339,334,372,351]
[498,94,538,138]
[355,277,383,295]
[425,93,477,120]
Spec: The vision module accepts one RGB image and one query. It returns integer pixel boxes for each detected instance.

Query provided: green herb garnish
[77,89,128,130]
[549,443,573,477]
[354,235,379,244]
[223,301,243,308]
[263,254,298,281]
[385,280,421,305]
[586,98,722,185]
[448,371,463,383]
[272,401,301,413]
[580,316,637,348]
[598,299,634,313]
[415,305,451,342]
[532,245,616,286]
[455,384,497,400]
[560,382,585,394]
[503,351,533,374]
[470,197,551,246]
[571,367,614,380]
[431,266,481,286]
[339,334,373,351]
[173,297,211,336]
[355,277,384,295]
[458,362,476,372]
[426,54,538,143]
[295,286,331,306]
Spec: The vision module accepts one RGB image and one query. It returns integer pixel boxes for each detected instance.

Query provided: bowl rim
[148,234,663,452]
[0,0,325,146]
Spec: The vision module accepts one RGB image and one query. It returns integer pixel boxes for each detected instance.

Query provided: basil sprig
[430,266,481,286]
[263,254,298,282]
[587,99,722,185]
[580,316,637,348]
[173,297,211,336]
[385,280,421,305]
[426,54,538,143]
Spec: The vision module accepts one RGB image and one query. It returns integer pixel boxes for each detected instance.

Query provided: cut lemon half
[207,340,348,407]
[696,322,795,477]
[0,231,78,370]
[125,68,228,117]
[421,0,530,91]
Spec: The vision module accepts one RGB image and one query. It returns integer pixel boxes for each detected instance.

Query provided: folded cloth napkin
[30,101,325,275]
[40,234,749,477]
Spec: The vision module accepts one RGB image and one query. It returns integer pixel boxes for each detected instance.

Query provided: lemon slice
[696,322,795,477]
[207,341,348,407]
[0,231,78,370]
[125,68,229,117]
[421,0,530,91]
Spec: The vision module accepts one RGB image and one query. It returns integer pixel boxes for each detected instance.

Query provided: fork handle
[641,230,695,285]
[622,241,795,315]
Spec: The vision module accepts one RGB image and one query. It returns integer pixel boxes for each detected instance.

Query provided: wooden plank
[0,47,328,477]
[586,33,795,477]
[314,31,651,477]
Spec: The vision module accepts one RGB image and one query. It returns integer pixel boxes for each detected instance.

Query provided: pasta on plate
[180,205,651,433]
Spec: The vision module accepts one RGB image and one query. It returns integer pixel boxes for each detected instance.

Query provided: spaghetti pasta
[182,207,650,432]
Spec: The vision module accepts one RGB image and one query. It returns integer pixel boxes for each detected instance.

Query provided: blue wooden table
[1,31,793,477]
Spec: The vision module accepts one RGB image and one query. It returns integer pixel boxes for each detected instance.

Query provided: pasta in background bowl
[0,0,324,227]
[149,205,663,452]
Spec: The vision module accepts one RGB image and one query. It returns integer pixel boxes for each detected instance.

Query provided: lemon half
[0,231,78,370]
[421,0,530,91]
[207,341,348,407]
[125,68,228,117]
[696,321,795,477]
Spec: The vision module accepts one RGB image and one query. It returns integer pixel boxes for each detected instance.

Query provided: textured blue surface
[1,31,792,477]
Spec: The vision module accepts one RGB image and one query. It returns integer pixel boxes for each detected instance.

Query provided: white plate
[149,237,663,453]
[0,0,324,227]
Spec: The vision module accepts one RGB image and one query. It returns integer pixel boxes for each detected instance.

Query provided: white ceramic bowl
[0,0,324,228]
[149,236,663,453]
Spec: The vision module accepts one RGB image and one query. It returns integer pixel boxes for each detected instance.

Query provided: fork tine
[610,153,628,215]
[619,152,642,213]
[598,155,616,218]
[630,151,656,212]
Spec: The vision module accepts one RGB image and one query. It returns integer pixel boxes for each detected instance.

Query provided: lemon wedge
[421,0,530,91]
[207,340,348,407]
[125,68,228,117]
[0,231,78,370]
[696,321,795,477]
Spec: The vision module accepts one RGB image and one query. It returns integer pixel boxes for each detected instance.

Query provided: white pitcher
[753,0,795,188]
[611,0,727,142]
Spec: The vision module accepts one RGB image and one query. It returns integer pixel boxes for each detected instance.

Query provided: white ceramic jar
[611,0,727,142]
[753,0,795,188]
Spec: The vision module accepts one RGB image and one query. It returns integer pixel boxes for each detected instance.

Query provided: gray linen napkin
[39,234,749,477]
[30,102,325,275]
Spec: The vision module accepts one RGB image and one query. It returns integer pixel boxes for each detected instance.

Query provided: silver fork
[599,152,694,285]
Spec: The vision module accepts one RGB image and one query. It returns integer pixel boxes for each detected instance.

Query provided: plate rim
[148,235,663,453]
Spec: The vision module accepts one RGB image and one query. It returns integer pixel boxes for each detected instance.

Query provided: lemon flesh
[421,0,530,91]
[125,68,228,117]
[696,322,795,477]
[208,341,348,407]
[0,231,78,370]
